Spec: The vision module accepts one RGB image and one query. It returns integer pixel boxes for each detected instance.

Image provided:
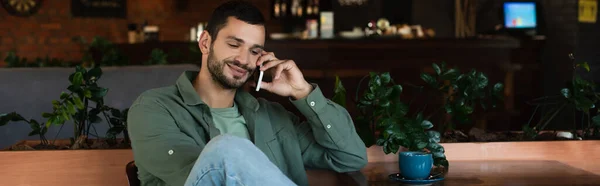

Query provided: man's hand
[252,51,312,100]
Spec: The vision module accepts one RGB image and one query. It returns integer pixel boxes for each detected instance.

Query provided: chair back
[126,161,141,186]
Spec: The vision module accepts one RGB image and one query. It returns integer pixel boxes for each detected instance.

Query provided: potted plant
[523,54,600,140]
[0,65,129,150]
[332,62,504,172]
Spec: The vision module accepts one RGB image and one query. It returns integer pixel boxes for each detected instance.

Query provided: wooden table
[341,160,600,186]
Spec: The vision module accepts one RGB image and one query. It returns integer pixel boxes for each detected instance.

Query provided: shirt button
[310,101,315,106]
[326,125,331,129]
[168,150,174,155]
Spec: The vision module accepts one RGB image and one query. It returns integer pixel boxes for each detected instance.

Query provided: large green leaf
[432,63,441,75]
[107,125,125,136]
[110,108,123,118]
[434,158,449,168]
[52,100,60,108]
[433,151,446,159]
[390,102,409,117]
[45,116,55,128]
[577,62,591,72]
[84,89,92,98]
[75,65,86,74]
[421,120,433,129]
[476,72,489,89]
[416,140,428,150]
[379,100,391,107]
[0,113,13,126]
[370,74,382,87]
[28,130,40,136]
[66,101,76,114]
[29,120,40,130]
[493,83,504,97]
[110,117,123,125]
[72,72,84,87]
[90,87,109,99]
[60,92,69,99]
[593,115,600,126]
[426,141,444,151]
[87,66,103,80]
[67,85,82,93]
[60,109,70,121]
[380,72,391,84]
[73,97,84,109]
[365,93,375,101]
[561,88,571,98]
[40,125,48,135]
[332,77,347,108]
[389,85,403,99]
[420,73,436,86]
[427,130,441,143]
[440,68,459,80]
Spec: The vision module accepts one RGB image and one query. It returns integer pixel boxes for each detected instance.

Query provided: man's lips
[227,63,248,76]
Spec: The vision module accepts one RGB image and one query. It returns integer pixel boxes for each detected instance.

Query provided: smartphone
[255,63,264,92]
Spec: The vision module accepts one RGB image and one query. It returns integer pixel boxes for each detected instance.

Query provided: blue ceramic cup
[398,151,433,180]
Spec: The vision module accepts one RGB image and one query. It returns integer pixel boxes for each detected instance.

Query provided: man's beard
[207,48,255,89]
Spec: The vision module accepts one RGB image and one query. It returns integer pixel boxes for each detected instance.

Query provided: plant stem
[526,105,541,126]
[526,95,562,105]
[577,110,580,137]
[77,98,89,139]
[355,74,370,103]
[426,106,445,120]
[102,110,113,138]
[538,103,567,132]
[91,124,100,139]
[52,122,66,145]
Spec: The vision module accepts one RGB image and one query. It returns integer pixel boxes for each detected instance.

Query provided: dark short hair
[205,0,265,41]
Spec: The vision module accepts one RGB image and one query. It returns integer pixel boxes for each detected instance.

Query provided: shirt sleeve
[289,83,368,172]
[127,96,203,186]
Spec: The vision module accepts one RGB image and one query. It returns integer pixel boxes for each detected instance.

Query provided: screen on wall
[504,2,537,29]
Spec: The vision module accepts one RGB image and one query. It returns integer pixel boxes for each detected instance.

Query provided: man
[127,1,367,186]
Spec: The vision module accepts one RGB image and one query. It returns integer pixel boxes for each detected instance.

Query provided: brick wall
[0,0,269,66]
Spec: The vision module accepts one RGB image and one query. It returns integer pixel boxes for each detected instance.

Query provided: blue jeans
[184,134,298,186]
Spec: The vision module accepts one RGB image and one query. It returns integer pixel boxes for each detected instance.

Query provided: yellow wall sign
[579,0,598,23]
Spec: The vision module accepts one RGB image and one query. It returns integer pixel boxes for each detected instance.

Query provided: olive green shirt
[127,71,367,186]
[209,102,250,139]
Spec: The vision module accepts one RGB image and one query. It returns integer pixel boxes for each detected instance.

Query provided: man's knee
[200,134,259,162]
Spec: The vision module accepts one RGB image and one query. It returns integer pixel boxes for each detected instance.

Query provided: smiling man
[127,1,367,186]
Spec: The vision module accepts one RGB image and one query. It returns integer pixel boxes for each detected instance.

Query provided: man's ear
[198,31,212,54]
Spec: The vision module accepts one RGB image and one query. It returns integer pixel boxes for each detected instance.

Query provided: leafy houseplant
[419,63,504,132]
[0,65,129,150]
[523,54,600,140]
[332,62,505,170]
[333,72,448,169]
[145,48,169,65]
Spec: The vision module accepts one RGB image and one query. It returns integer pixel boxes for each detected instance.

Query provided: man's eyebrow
[226,36,244,43]
[251,44,264,51]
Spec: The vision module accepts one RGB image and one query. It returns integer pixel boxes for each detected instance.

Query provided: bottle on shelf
[319,0,334,39]
[274,0,281,18]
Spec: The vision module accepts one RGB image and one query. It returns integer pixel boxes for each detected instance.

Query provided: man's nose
[234,50,250,65]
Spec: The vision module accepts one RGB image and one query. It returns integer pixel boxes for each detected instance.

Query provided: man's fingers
[273,63,285,79]
[257,81,273,92]
[260,59,285,71]
[257,54,274,66]
[257,52,276,66]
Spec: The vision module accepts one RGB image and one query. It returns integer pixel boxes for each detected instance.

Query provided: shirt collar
[175,71,260,111]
